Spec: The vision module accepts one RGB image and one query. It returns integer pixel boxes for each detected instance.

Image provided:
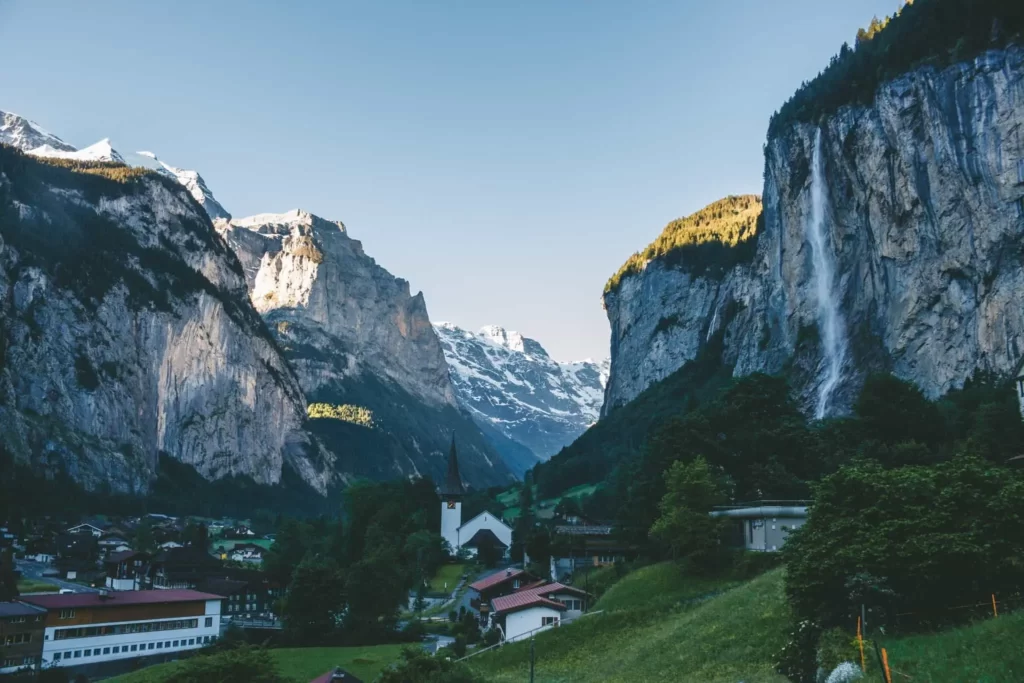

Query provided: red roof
[20,589,222,610]
[491,582,587,616]
[491,591,566,616]
[470,568,524,592]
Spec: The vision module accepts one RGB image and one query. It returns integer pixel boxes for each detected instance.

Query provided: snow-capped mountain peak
[0,110,75,153]
[28,137,125,164]
[1,108,229,222]
[434,322,608,467]
[137,151,231,221]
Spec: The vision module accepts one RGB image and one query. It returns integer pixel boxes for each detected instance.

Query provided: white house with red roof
[489,582,588,643]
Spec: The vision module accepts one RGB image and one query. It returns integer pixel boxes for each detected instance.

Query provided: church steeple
[440,434,464,498]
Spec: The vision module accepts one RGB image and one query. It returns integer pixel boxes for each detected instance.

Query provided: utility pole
[529,636,535,683]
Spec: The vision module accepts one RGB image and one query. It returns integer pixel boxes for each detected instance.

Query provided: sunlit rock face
[605,47,1024,415]
[0,152,333,493]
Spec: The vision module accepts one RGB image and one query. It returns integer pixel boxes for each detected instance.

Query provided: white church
[440,438,513,558]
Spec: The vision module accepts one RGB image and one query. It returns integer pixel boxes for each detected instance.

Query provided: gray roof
[0,601,46,618]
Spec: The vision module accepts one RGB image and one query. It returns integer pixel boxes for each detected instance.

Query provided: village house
[226,543,266,564]
[104,551,151,592]
[489,582,589,643]
[549,525,630,582]
[65,523,107,539]
[0,602,46,674]
[197,575,281,621]
[468,568,539,619]
[150,547,221,590]
[710,502,809,552]
[18,589,222,670]
[98,536,132,555]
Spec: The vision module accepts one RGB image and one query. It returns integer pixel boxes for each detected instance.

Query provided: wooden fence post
[857,616,866,672]
[881,647,892,683]
[992,594,998,618]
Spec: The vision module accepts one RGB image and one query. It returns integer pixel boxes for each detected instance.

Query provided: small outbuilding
[711,502,808,552]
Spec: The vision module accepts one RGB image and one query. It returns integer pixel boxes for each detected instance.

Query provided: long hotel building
[18,589,222,668]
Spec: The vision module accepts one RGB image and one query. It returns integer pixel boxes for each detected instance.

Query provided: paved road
[16,560,100,593]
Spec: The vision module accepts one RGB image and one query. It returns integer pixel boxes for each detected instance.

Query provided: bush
[784,455,1024,629]
[378,646,483,683]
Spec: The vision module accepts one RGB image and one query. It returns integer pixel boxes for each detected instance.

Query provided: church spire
[440,434,464,497]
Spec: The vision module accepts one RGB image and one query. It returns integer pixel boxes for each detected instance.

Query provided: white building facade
[20,590,221,668]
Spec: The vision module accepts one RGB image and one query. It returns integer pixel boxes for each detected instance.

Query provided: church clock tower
[439,435,464,553]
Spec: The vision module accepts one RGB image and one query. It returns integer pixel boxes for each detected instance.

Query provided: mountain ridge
[434,321,607,475]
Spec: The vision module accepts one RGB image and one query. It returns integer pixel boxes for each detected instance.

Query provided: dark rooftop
[20,589,222,610]
[0,601,46,618]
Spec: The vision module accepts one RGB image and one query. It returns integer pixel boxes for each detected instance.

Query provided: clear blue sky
[0,0,899,361]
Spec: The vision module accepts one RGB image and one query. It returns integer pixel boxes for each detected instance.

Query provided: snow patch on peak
[434,322,608,461]
[0,110,75,152]
[28,138,125,164]
[134,150,231,221]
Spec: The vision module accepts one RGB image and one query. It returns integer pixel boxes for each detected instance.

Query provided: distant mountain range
[434,322,608,476]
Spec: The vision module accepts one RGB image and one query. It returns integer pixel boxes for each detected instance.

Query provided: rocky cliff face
[0,148,335,493]
[218,210,512,487]
[434,322,608,472]
[605,46,1024,414]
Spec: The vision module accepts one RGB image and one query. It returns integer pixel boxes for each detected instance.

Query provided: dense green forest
[768,0,1024,136]
[604,195,761,294]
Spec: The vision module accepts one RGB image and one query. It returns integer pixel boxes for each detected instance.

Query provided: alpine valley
[0,110,518,501]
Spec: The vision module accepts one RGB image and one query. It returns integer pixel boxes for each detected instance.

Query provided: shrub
[306,402,375,427]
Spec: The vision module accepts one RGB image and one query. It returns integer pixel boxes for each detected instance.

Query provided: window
[541,616,558,626]
[205,617,213,627]
[173,640,179,647]
[54,653,62,661]
[59,609,76,619]
[112,646,119,653]
[1,659,15,668]
[188,639,195,645]
[559,598,582,611]
[165,641,171,648]
[23,657,36,665]
[103,647,110,654]
[10,616,25,624]
[148,643,154,650]
[82,649,91,657]
[4,634,31,645]
[157,642,163,649]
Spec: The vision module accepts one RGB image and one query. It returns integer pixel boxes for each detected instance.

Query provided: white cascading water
[806,128,847,418]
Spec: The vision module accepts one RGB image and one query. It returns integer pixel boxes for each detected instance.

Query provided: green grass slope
[593,562,741,614]
[878,612,1024,682]
[107,644,406,683]
[471,568,790,683]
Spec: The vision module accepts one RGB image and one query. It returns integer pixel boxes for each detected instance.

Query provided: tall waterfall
[806,129,847,418]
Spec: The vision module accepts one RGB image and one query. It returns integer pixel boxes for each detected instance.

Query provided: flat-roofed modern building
[711,502,809,552]
[19,589,222,668]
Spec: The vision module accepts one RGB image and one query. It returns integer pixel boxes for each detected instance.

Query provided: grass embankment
[428,563,466,594]
[873,612,1024,682]
[108,644,406,683]
[16,579,58,593]
[472,564,789,683]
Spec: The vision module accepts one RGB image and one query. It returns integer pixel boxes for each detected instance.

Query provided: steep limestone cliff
[0,149,335,493]
[605,46,1024,414]
[218,210,512,487]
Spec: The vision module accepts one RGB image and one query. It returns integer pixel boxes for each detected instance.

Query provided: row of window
[227,604,260,613]
[4,615,43,624]
[51,636,216,661]
[54,617,212,641]
[1,656,37,668]
[541,616,559,626]
[4,634,32,646]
